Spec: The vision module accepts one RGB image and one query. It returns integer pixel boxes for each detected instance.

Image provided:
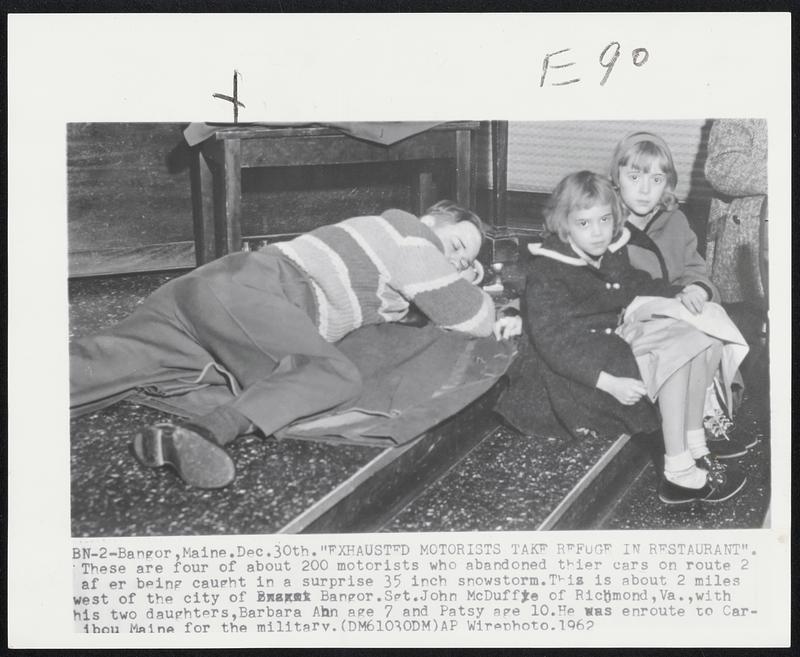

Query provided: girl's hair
[424,200,486,241]
[610,131,679,211]
[545,171,626,242]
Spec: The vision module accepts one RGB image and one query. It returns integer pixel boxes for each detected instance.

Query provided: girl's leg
[686,343,723,459]
[659,361,708,489]
[687,342,723,431]
[656,342,747,504]
[659,361,690,457]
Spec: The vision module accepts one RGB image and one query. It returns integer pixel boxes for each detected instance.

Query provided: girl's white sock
[664,450,708,489]
[687,428,710,459]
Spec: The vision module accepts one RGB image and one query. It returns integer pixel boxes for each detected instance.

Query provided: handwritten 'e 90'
[540,43,650,87]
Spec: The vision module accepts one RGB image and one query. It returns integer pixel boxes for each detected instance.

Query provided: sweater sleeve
[407,275,496,338]
[378,211,495,337]
[705,119,768,197]
[525,265,639,389]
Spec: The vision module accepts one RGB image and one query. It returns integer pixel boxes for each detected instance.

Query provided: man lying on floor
[71,201,522,489]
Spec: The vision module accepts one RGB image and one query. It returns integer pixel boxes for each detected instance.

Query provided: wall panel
[505,119,714,201]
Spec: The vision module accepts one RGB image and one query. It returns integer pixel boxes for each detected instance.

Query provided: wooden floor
[69,272,771,536]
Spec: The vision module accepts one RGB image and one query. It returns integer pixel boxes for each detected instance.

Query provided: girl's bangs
[623,144,671,175]
[575,185,614,210]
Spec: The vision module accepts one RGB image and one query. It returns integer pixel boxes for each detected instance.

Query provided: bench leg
[190,147,217,266]
[491,120,509,229]
[486,121,517,263]
[456,128,475,210]
[412,171,435,215]
[214,138,243,257]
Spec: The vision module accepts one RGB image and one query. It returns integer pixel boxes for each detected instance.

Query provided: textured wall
[477,119,714,203]
[67,123,420,256]
[68,123,194,252]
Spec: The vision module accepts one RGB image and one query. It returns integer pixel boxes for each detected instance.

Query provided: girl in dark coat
[497,171,746,504]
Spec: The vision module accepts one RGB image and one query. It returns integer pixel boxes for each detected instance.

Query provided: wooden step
[538,433,653,530]
[280,382,506,534]
[379,422,637,533]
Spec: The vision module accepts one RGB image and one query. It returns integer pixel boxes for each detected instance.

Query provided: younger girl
[610,131,754,459]
[498,171,746,505]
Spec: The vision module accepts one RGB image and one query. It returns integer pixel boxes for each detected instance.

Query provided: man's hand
[596,371,647,405]
[493,315,522,340]
[676,284,708,314]
[459,260,484,285]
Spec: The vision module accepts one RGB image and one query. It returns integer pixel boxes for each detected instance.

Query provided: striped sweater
[273,209,495,342]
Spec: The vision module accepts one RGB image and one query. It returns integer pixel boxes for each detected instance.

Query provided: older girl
[610,131,754,459]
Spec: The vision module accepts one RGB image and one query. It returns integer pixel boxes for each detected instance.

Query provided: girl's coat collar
[527,228,630,266]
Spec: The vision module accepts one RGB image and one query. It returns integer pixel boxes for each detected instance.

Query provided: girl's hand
[596,371,647,405]
[493,315,522,340]
[676,284,708,314]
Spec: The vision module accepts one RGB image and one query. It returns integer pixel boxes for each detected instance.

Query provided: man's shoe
[132,421,236,489]
[659,465,747,505]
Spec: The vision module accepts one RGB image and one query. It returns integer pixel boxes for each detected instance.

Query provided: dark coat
[496,229,681,440]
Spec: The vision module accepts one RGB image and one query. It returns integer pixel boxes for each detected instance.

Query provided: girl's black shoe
[695,453,727,474]
[658,464,746,505]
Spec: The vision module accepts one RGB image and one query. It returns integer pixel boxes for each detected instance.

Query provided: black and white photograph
[9,12,791,649]
[67,119,770,536]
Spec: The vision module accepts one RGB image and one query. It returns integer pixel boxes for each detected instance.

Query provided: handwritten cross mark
[213,70,246,123]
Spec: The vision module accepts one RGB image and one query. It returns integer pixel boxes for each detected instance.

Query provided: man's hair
[424,200,486,241]
[545,171,625,242]
[610,132,679,211]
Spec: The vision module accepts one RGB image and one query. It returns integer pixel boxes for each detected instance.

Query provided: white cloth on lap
[616,297,749,407]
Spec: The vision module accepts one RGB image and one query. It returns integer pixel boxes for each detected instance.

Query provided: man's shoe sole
[133,421,236,489]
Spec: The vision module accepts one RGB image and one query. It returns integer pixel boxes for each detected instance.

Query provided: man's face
[429,220,483,272]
